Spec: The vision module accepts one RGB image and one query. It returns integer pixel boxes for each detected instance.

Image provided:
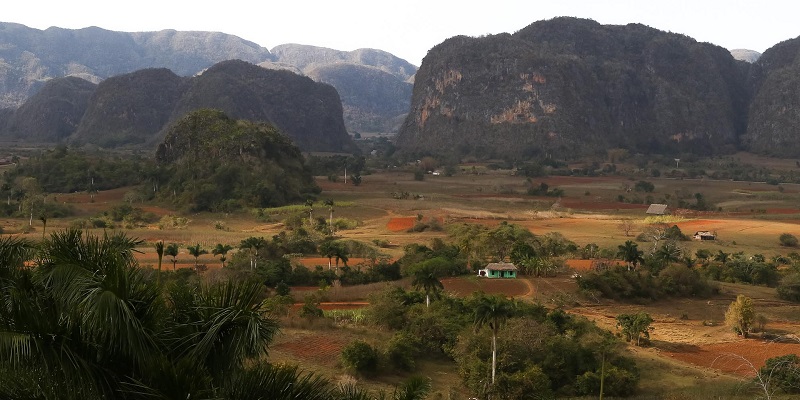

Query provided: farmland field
[3,153,800,398]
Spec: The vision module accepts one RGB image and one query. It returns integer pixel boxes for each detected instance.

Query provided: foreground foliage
[0,229,427,400]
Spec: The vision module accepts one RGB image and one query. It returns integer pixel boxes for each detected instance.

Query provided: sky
[3,0,799,66]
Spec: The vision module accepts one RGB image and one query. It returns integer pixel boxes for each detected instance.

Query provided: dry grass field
[4,155,800,398]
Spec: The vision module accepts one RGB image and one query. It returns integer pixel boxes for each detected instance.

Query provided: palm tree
[165,243,180,271]
[473,294,517,384]
[333,243,349,270]
[323,199,335,234]
[411,263,444,308]
[617,240,644,270]
[39,214,48,239]
[305,198,315,225]
[654,242,681,264]
[239,237,267,270]
[319,240,336,270]
[154,240,165,285]
[186,244,208,270]
[212,243,234,268]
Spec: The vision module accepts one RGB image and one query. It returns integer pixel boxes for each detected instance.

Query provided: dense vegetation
[0,231,435,400]
[2,146,150,193]
[154,109,320,212]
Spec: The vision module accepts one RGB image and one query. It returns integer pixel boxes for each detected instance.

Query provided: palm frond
[0,235,34,271]
[392,376,432,400]
[222,362,333,400]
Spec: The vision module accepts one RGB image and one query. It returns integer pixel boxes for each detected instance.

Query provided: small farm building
[645,204,668,215]
[478,262,518,279]
[693,231,716,241]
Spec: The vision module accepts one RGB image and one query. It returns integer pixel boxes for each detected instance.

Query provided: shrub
[299,294,323,319]
[759,354,800,394]
[385,333,419,371]
[777,273,800,302]
[780,233,799,247]
[725,294,755,338]
[341,340,380,376]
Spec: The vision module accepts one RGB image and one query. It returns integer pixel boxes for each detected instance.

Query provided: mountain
[270,44,416,133]
[0,60,356,153]
[0,22,271,109]
[0,23,417,135]
[741,36,800,157]
[168,60,355,152]
[270,44,416,80]
[730,49,761,63]
[396,18,750,159]
[71,68,186,147]
[4,76,96,142]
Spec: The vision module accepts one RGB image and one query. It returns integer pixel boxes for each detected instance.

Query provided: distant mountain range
[1,20,798,159]
[396,18,800,158]
[0,22,415,141]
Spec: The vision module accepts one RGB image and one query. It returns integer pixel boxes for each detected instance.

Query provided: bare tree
[712,353,800,400]
[617,219,635,237]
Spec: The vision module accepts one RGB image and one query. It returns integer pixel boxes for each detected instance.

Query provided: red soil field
[386,217,415,231]
[662,340,800,377]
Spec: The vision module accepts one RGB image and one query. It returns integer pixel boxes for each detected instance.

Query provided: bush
[385,333,419,371]
[299,294,323,319]
[341,340,380,376]
[759,354,800,394]
[780,233,799,247]
[777,273,800,302]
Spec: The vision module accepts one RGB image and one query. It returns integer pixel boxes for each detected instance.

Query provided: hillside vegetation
[154,109,319,212]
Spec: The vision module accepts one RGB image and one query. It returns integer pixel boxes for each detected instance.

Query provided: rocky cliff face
[396,18,750,159]
[742,36,800,157]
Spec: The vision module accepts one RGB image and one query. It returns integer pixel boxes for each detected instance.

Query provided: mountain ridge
[396,17,800,159]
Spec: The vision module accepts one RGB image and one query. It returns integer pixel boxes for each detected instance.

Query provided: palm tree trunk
[599,351,606,400]
[491,330,497,384]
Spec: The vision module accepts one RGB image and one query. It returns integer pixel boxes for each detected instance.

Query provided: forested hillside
[154,109,319,212]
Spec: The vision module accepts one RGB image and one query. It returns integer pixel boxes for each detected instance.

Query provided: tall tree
[305,199,315,225]
[186,244,208,270]
[473,294,517,384]
[323,199,335,234]
[165,243,180,271]
[319,240,336,270]
[411,263,444,308]
[617,240,644,270]
[39,214,48,239]
[154,240,165,285]
[239,237,267,270]
[212,243,234,268]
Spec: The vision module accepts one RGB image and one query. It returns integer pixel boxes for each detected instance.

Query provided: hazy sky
[4,0,798,66]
